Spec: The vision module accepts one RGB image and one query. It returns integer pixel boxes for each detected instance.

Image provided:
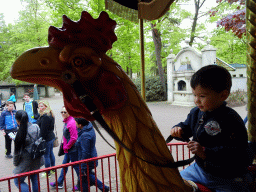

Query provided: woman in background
[50,106,79,189]
[13,110,44,192]
[37,100,55,177]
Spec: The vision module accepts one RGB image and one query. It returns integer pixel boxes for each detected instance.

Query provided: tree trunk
[45,85,50,98]
[151,23,167,100]
[189,0,206,46]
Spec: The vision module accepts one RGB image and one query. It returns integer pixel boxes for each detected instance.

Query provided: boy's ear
[221,90,230,101]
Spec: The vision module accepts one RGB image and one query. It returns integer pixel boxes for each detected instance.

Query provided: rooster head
[10,11,128,121]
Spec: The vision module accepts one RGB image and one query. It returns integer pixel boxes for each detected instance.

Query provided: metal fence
[0,142,190,192]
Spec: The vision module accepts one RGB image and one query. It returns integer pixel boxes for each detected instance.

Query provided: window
[239,74,243,77]
[233,75,236,77]
[178,80,186,91]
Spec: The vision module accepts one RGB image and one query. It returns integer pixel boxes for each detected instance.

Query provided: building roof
[229,63,246,68]
[215,58,236,71]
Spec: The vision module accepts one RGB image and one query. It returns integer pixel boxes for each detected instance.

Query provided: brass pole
[246,0,256,142]
[140,18,146,100]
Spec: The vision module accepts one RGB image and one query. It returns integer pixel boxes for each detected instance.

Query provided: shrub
[226,89,246,107]
[133,76,167,102]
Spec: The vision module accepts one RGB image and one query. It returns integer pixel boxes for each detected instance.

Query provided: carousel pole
[140,18,146,100]
[246,0,256,142]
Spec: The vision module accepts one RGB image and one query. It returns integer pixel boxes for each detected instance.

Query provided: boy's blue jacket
[174,102,249,178]
[0,110,18,132]
[76,122,98,171]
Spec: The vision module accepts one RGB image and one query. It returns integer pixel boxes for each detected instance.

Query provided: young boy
[170,65,251,192]
[23,93,39,123]
[0,101,18,158]
[74,118,109,192]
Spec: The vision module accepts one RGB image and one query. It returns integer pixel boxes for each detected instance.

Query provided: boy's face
[7,104,14,111]
[24,95,31,102]
[192,85,228,112]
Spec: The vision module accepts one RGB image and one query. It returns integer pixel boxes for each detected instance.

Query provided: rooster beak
[10,46,64,90]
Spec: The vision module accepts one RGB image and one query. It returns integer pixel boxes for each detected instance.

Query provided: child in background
[0,101,18,158]
[7,92,16,109]
[23,93,39,123]
[74,118,109,192]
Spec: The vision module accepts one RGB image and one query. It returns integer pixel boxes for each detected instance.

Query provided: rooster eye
[72,56,93,68]
[72,57,84,68]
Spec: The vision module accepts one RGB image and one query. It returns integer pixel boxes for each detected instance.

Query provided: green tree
[44,0,85,26]
[0,0,50,83]
[146,2,189,99]
[211,28,246,64]
[0,14,10,80]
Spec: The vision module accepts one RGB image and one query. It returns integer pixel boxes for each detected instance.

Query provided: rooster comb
[48,11,117,53]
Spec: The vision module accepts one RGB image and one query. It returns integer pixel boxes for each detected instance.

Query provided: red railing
[0,142,189,192]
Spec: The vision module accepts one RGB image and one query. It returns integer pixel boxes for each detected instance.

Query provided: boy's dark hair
[190,65,232,93]
[75,118,90,126]
[6,101,14,105]
[24,92,31,97]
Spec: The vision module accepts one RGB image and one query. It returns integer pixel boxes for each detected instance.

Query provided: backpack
[28,128,46,160]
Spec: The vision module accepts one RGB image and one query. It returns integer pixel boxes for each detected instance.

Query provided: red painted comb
[48,11,117,53]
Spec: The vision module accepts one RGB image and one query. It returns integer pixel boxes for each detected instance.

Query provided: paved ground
[0,94,247,191]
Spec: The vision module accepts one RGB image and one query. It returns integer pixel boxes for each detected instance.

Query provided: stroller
[0,101,6,111]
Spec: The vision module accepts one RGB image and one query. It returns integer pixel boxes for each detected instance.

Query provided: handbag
[58,142,65,156]
[53,124,59,148]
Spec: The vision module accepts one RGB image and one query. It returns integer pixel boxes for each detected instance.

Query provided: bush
[226,89,246,107]
[133,76,167,102]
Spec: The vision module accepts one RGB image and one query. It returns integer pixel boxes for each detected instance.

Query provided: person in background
[74,118,109,192]
[0,101,17,158]
[13,110,44,192]
[33,84,39,101]
[50,106,79,189]
[7,92,16,109]
[23,93,39,124]
[37,100,55,178]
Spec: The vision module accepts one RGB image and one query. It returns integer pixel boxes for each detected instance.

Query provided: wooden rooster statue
[11,11,194,192]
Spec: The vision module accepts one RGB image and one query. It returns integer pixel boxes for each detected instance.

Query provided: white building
[167,40,247,107]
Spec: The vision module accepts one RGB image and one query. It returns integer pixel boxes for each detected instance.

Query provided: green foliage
[133,76,167,102]
[211,28,246,64]
[44,0,85,26]
[0,0,249,86]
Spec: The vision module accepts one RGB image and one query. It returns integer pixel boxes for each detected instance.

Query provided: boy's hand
[1,130,6,136]
[170,127,183,138]
[187,141,206,159]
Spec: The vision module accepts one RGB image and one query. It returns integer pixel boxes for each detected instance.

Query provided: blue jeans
[57,151,80,185]
[14,174,38,192]
[180,162,252,192]
[44,139,55,172]
[79,170,108,192]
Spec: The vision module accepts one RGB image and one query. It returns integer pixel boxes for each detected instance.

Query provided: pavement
[0,94,247,191]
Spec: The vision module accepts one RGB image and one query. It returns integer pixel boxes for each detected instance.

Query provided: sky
[0,0,23,24]
[0,0,218,25]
